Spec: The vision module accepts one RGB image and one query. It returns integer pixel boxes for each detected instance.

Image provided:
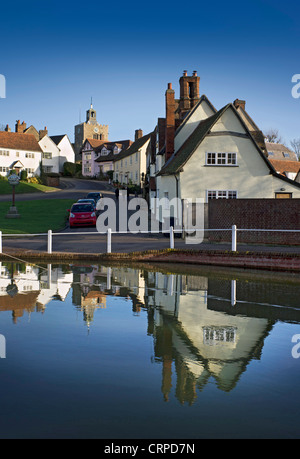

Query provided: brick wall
[208,199,300,245]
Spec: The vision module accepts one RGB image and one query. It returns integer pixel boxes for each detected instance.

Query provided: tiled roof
[94,139,133,163]
[269,159,300,174]
[114,132,153,162]
[0,131,42,152]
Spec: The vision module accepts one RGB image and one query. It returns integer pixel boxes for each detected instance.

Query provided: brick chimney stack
[165,82,175,162]
[135,129,143,141]
[233,99,246,111]
[15,120,27,133]
[5,124,11,132]
[39,126,48,140]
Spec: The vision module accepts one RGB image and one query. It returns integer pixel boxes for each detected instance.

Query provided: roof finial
[90,97,93,109]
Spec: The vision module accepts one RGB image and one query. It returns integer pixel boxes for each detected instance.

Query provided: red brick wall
[208,199,300,245]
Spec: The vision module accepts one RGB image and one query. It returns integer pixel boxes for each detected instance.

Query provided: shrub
[20,170,28,181]
[63,162,76,176]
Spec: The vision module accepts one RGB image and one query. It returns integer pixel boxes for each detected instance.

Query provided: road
[1,177,300,255]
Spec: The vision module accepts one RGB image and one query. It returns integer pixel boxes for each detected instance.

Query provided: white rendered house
[38,135,60,174]
[0,131,42,177]
[50,135,75,172]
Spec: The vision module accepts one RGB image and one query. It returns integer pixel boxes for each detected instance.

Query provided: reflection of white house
[147,270,270,395]
[0,131,42,177]
[0,263,73,322]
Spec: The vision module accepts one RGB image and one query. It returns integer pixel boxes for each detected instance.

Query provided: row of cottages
[81,138,133,177]
[113,130,155,186]
[81,129,155,187]
[144,71,300,221]
[2,121,74,175]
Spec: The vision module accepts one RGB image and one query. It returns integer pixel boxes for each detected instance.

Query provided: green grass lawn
[0,180,59,194]
[0,199,74,234]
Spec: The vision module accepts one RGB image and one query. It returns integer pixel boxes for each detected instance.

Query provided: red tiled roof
[0,131,42,152]
[269,159,300,173]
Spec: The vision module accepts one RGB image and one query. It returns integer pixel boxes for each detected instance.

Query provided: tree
[290,138,300,160]
[264,128,283,144]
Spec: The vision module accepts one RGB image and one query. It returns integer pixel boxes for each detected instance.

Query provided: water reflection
[0,261,300,405]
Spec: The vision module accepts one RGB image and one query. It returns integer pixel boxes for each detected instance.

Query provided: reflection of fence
[0,226,300,255]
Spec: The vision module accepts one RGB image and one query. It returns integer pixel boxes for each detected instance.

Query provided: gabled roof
[94,139,133,163]
[175,94,217,137]
[156,103,300,190]
[157,104,230,176]
[114,132,153,162]
[0,131,42,152]
[50,135,66,145]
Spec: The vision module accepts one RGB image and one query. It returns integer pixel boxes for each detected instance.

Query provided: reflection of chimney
[5,124,11,132]
[135,129,143,141]
[39,126,48,140]
[233,99,246,111]
[15,120,26,133]
[165,83,175,162]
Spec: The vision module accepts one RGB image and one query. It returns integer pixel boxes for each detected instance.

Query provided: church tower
[74,100,109,163]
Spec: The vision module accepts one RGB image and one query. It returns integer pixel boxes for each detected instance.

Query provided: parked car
[77,198,97,210]
[86,192,103,203]
[68,203,97,228]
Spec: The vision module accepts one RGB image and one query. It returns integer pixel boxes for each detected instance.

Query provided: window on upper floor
[283,152,290,158]
[206,152,237,165]
[207,190,238,200]
[42,152,52,159]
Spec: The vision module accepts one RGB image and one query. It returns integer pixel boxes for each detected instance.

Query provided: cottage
[114,130,153,187]
[0,131,42,177]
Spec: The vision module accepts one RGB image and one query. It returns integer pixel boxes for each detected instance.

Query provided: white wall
[38,135,60,174]
[57,135,75,172]
[0,147,41,177]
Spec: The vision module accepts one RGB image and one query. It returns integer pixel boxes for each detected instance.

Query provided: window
[268,151,274,156]
[42,152,52,159]
[283,152,290,158]
[16,152,19,157]
[135,171,138,181]
[0,150,9,156]
[25,152,34,158]
[130,156,132,165]
[84,153,91,160]
[0,166,9,172]
[84,166,91,174]
[206,152,237,165]
[43,166,53,173]
[135,152,138,162]
[207,190,237,200]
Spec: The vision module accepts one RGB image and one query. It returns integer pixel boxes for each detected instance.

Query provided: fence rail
[0,226,300,255]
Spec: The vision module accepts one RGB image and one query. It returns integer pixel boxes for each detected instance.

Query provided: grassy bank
[0,179,59,194]
[0,199,74,234]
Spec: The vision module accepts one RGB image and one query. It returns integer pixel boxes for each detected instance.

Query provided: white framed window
[25,152,35,158]
[135,152,138,162]
[207,190,238,200]
[84,153,91,160]
[206,152,237,165]
[42,152,52,159]
[130,156,132,165]
[0,150,10,156]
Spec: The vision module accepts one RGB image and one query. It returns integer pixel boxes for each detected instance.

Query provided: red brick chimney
[165,83,175,162]
[233,99,246,110]
[15,120,27,133]
[135,129,143,141]
[39,126,48,140]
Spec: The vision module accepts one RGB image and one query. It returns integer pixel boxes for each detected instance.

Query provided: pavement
[1,177,300,256]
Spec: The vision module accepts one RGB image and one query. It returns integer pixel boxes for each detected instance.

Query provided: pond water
[0,261,299,439]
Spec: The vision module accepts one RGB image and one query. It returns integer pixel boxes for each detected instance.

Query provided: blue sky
[0,0,299,147]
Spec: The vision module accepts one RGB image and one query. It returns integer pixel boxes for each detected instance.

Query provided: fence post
[231,225,237,252]
[0,230,2,254]
[170,226,174,249]
[47,229,52,254]
[107,228,112,253]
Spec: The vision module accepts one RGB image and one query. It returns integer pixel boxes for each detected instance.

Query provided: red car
[68,203,97,228]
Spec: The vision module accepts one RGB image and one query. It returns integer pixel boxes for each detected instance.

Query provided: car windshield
[87,193,100,198]
[71,205,93,212]
[78,200,94,204]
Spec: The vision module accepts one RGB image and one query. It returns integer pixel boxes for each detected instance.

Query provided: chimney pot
[168,83,172,90]
[183,70,187,76]
[193,71,197,76]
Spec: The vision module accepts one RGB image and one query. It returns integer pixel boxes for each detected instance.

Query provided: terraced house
[113,130,153,187]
